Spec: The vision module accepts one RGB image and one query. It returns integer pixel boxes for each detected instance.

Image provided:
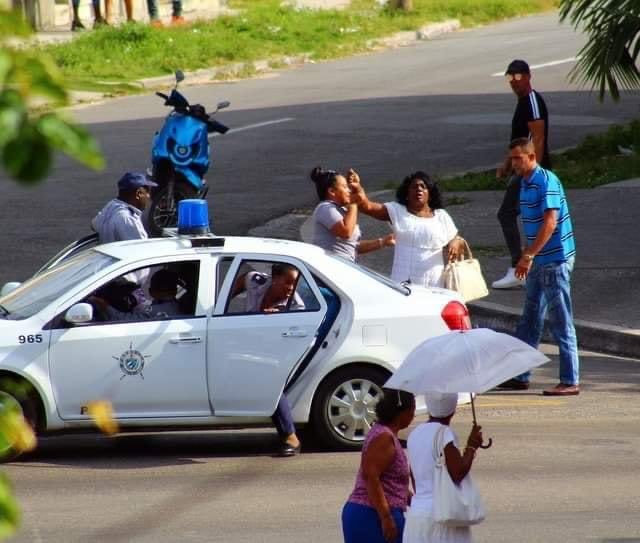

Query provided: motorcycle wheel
[147,180,198,237]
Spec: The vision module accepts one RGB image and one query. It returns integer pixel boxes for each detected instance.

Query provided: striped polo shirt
[520,166,575,264]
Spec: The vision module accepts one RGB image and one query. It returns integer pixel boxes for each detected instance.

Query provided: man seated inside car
[230,262,306,456]
[90,269,184,321]
[234,263,305,313]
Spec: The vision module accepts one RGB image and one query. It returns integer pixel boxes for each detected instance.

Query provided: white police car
[0,203,470,456]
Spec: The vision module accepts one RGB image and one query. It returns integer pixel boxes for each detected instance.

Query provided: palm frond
[559,0,640,100]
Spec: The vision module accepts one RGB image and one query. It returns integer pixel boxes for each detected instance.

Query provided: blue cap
[117,172,158,192]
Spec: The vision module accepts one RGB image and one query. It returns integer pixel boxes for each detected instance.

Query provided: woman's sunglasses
[506,73,526,82]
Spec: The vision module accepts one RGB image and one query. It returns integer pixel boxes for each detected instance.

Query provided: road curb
[469,300,640,359]
[135,20,461,90]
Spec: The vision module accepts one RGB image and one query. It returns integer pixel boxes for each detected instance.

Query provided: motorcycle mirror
[175,70,185,84]
[215,100,231,111]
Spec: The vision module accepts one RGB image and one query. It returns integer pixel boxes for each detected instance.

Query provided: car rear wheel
[311,366,389,450]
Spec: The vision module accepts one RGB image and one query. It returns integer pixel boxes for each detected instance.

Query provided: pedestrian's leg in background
[104,0,112,23]
[493,175,525,289]
[171,0,184,24]
[543,260,580,386]
[71,0,85,30]
[147,0,161,26]
[514,265,547,383]
[92,0,106,24]
[124,0,133,21]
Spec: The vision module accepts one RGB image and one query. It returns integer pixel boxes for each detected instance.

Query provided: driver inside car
[90,268,184,321]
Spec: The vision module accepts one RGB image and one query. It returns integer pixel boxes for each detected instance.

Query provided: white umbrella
[385,328,550,448]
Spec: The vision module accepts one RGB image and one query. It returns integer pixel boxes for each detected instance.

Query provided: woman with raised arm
[309,167,394,262]
[348,170,464,287]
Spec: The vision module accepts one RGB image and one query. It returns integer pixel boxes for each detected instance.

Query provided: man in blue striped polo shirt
[498,137,580,396]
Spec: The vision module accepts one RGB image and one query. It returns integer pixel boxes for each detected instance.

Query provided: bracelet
[378,238,383,249]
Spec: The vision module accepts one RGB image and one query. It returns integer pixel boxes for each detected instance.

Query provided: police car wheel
[311,365,388,451]
[0,388,38,463]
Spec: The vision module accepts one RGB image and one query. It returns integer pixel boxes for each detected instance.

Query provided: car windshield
[0,250,117,320]
[327,254,410,295]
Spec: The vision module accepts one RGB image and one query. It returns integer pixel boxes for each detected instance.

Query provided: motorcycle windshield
[168,89,189,110]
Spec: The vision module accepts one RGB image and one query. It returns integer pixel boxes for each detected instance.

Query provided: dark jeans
[271,395,295,438]
[497,175,522,267]
[147,0,182,18]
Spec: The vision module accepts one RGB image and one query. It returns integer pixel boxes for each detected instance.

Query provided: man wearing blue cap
[92,172,158,244]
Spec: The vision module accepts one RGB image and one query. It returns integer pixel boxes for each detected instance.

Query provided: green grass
[441,120,640,190]
[41,0,558,87]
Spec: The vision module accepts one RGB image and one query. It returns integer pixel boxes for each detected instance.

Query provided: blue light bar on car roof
[178,199,210,235]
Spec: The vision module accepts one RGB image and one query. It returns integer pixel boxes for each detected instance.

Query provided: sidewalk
[253,179,640,359]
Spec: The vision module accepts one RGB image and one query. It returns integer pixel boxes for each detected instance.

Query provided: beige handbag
[443,239,489,302]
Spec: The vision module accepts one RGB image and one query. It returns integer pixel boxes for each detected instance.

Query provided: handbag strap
[432,424,446,468]
[456,238,473,261]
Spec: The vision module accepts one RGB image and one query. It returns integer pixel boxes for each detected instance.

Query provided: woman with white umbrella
[404,392,483,543]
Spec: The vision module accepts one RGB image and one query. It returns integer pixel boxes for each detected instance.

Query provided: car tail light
[441,301,471,330]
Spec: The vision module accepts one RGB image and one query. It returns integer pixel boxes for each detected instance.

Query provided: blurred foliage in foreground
[0,9,104,184]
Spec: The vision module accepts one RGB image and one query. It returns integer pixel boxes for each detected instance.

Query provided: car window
[327,254,410,295]
[224,259,321,315]
[0,251,117,320]
[79,259,201,325]
[216,256,235,299]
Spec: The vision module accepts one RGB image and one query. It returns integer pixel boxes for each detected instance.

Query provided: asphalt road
[6,346,640,543]
[1,13,639,285]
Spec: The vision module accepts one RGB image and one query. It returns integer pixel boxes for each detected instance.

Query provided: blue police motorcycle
[148,70,230,235]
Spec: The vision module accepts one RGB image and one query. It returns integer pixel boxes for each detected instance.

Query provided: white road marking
[490,57,579,77]
[209,117,295,138]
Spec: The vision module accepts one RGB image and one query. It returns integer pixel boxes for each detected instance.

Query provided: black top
[511,89,551,169]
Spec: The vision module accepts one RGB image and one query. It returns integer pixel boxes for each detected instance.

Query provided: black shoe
[94,16,108,28]
[71,19,86,31]
[278,443,301,457]
[496,378,530,391]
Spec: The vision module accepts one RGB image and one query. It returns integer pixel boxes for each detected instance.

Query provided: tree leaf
[1,126,52,184]
[0,473,20,540]
[0,90,26,148]
[36,114,105,170]
[15,56,68,105]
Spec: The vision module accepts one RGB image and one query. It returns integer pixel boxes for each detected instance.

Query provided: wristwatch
[523,253,534,262]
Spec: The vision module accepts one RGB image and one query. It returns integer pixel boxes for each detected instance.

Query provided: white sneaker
[492,267,525,289]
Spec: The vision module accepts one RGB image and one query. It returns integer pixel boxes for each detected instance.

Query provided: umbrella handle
[479,437,493,449]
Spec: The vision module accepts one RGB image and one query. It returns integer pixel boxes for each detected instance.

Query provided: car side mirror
[0,282,21,297]
[65,303,94,325]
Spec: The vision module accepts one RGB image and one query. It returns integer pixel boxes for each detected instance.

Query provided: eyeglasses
[506,73,525,82]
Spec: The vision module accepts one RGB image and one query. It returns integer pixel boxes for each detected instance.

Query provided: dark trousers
[497,175,523,267]
[147,0,182,18]
[271,395,295,439]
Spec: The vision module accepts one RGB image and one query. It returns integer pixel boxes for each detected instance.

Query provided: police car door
[208,256,327,416]
[48,257,211,420]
